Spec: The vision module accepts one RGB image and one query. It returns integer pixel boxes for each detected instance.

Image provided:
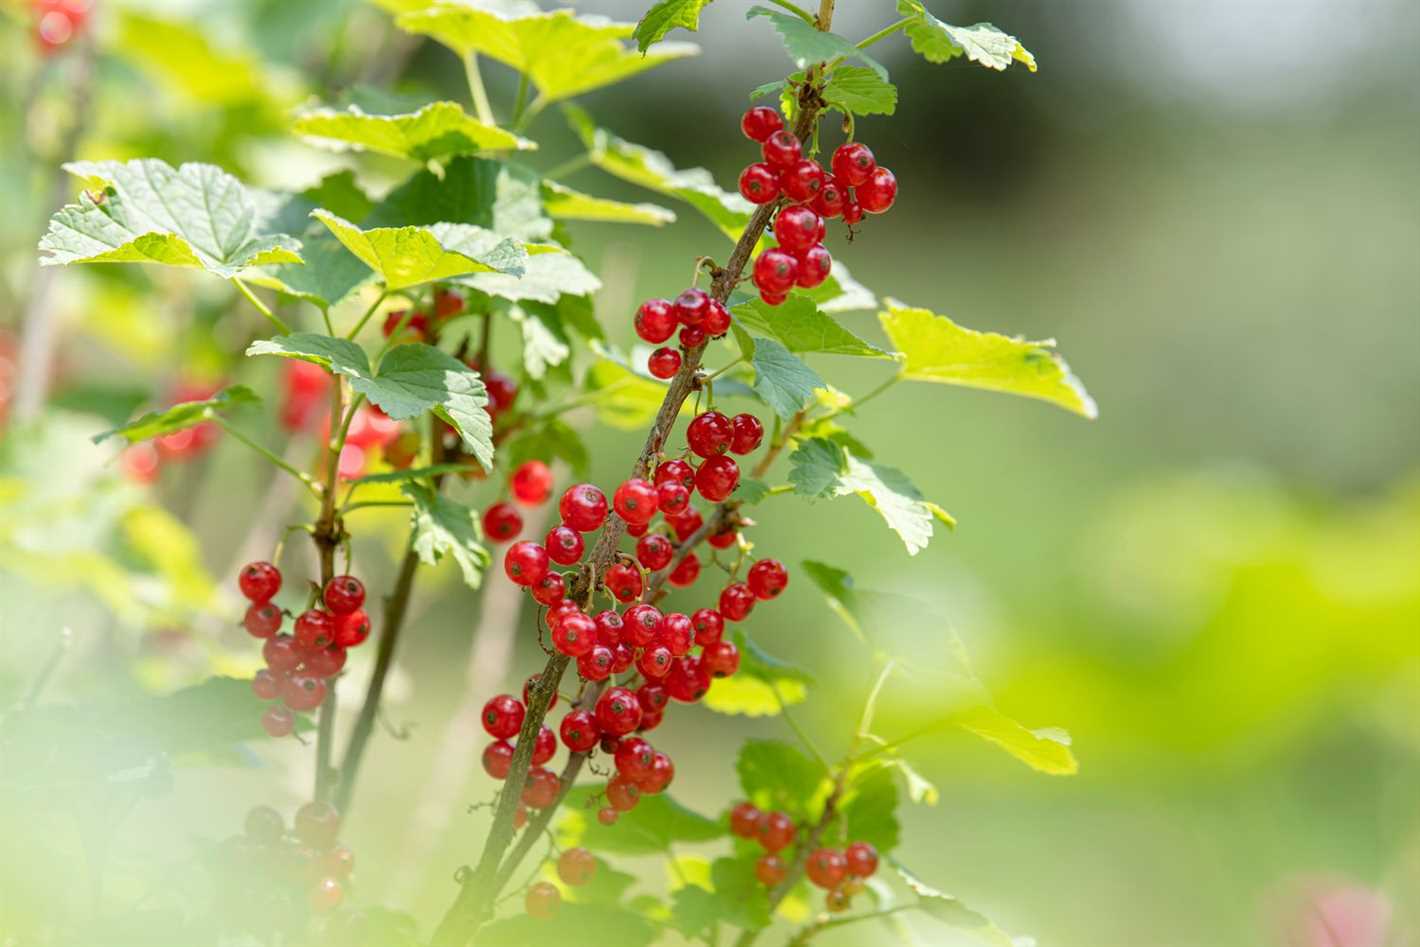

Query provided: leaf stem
[705,356,744,381]
[765,0,817,25]
[231,277,292,335]
[344,289,388,340]
[857,16,911,50]
[462,52,496,125]
[216,418,322,496]
[543,153,592,181]
[341,499,415,514]
[819,373,901,423]
[510,72,530,127]
[774,683,832,774]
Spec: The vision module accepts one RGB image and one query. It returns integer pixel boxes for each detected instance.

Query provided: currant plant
[35,0,1092,944]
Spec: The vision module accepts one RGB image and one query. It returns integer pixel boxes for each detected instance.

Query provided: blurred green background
[1,1,1417,946]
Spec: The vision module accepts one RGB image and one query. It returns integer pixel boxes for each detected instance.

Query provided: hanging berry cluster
[232,802,353,915]
[238,562,371,739]
[633,287,734,380]
[737,105,898,306]
[730,801,880,912]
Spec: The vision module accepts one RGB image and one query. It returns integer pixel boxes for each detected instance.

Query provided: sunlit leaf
[248,173,376,309]
[583,359,674,430]
[736,739,828,820]
[113,11,273,106]
[732,296,890,358]
[92,385,258,445]
[840,763,900,851]
[541,180,675,226]
[293,101,535,161]
[952,705,1078,775]
[633,0,716,52]
[451,248,601,305]
[896,0,1036,73]
[703,631,812,717]
[402,483,489,588]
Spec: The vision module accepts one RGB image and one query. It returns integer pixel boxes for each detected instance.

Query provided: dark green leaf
[92,385,258,445]
[751,338,823,419]
[895,0,1037,73]
[365,157,551,242]
[359,343,494,468]
[748,79,786,101]
[822,65,898,116]
[401,483,489,588]
[245,332,371,378]
[735,739,827,820]
[840,764,900,851]
[633,0,715,52]
[746,6,887,79]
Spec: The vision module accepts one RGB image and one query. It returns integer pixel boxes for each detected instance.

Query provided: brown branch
[312,379,347,804]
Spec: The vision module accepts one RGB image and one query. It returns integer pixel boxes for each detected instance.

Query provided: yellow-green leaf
[633,0,715,52]
[113,11,274,106]
[880,299,1097,418]
[896,0,1037,73]
[310,209,536,291]
[540,180,675,226]
[951,705,1078,775]
[583,359,674,430]
[293,102,534,162]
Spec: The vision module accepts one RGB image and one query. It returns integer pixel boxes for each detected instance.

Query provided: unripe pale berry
[526,881,560,918]
[557,847,597,886]
[262,704,294,737]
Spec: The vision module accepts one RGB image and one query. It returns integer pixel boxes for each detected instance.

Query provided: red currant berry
[691,608,725,645]
[695,454,740,502]
[774,204,822,252]
[557,847,597,886]
[622,603,664,647]
[294,609,337,650]
[725,414,763,456]
[614,736,656,780]
[832,142,876,186]
[806,848,848,889]
[310,877,345,913]
[599,735,623,755]
[747,559,789,599]
[504,541,549,586]
[856,166,897,214]
[752,249,799,295]
[238,561,282,603]
[673,288,711,327]
[252,668,281,701]
[263,634,302,673]
[648,346,681,379]
[701,640,741,678]
[295,801,341,848]
[686,411,732,458]
[637,682,669,714]
[813,178,847,218]
[841,197,864,226]
[323,844,355,879]
[483,370,519,415]
[593,609,624,645]
[845,841,879,877]
[730,802,763,838]
[434,288,465,318]
[522,766,561,808]
[762,129,802,168]
[679,325,706,349]
[738,162,781,204]
[597,806,618,826]
[758,811,795,852]
[511,460,554,505]
[244,602,283,639]
[655,458,696,489]
[634,534,672,570]
[640,711,665,733]
[262,705,294,737]
[781,159,825,202]
[544,524,585,565]
[382,309,427,340]
[756,853,787,886]
[668,551,701,587]
[703,299,732,337]
[604,562,644,603]
[244,804,284,843]
[634,298,677,344]
[665,656,711,702]
[627,521,649,538]
[740,106,784,142]
[637,644,673,679]
[334,609,371,648]
[482,739,514,779]
[527,724,557,765]
[482,694,525,739]
[322,575,365,615]
[303,645,347,679]
[794,244,832,288]
[613,478,659,525]
[595,686,643,735]
[526,881,560,919]
[559,483,608,532]
[606,775,641,812]
[482,501,523,542]
[720,582,756,621]
[759,288,789,307]
[531,571,566,607]
[708,522,738,549]
[524,672,558,710]
[611,642,635,674]
[577,644,615,681]
[658,612,694,656]
[656,482,690,517]
[639,751,674,793]
[552,609,596,657]
[560,709,600,752]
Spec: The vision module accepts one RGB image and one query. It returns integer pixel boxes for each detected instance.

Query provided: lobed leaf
[731,295,890,358]
[401,483,490,588]
[293,101,535,161]
[840,764,901,851]
[822,65,898,116]
[750,338,825,420]
[451,248,601,305]
[247,172,376,309]
[735,739,828,820]
[366,157,551,242]
[92,385,258,445]
[896,0,1037,73]
[880,299,1097,418]
[746,6,888,79]
[541,180,675,226]
[633,0,716,52]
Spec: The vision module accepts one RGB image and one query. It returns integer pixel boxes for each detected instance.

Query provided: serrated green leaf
[311,209,534,292]
[541,180,675,226]
[840,764,900,851]
[366,157,551,242]
[560,786,723,854]
[564,105,754,240]
[880,299,1096,418]
[245,332,372,377]
[669,884,721,941]
[396,6,698,103]
[786,437,844,497]
[746,6,888,79]
[749,78,786,101]
[732,296,890,358]
[736,739,828,820]
[895,0,1037,73]
[892,860,1019,947]
[704,630,812,717]
[401,483,489,588]
[584,359,674,429]
[39,160,302,278]
[822,65,898,116]
[92,385,258,445]
[633,0,715,52]
[735,477,771,505]
[293,102,535,162]
[751,338,824,420]
[709,856,773,930]
[511,303,571,379]
[451,248,601,304]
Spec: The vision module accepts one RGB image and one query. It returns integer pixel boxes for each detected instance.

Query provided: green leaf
[708,856,773,931]
[245,332,372,378]
[310,209,535,292]
[510,303,571,379]
[478,904,657,947]
[800,559,865,642]
[952,705,1078,776]
[803,261,877,313]
[92,385,258,445]
[560,786,723,855]
[704,631,812,717]
[633,0,715,52]
[293,102,535,162]
[896,0,1037,73]
[822,65,898,116]
[840,764,900,851]
[748,78,786,101]
[732,296,890,358]
[746,6,888,79]
[787,438,950,555]
[451,248,601,305]
[112,11,271,106]
[584,358,674,430]
[892,860,1018,947]
[366,157,551,242]
[248,175,377,309]
[401,483,490,588]
[880,299,1097,418]
[751,338,824,420]
[564,105,754,240]
[396,6,698,104]
[669,884,722,941]
[503,418,591,476]
[541,180,675,226]
[735,477,771,505]
[887,757,940,806]
[736,739,828,820]
[39,160,302,278]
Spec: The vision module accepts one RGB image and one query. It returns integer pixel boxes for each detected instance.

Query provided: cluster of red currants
[736,106,898,305]
[238,562,372,738]
[632,287,734,380]
[238,802,353,914]
[32,0,90,54]
[731,801,879,910]
[521,846,597,919]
